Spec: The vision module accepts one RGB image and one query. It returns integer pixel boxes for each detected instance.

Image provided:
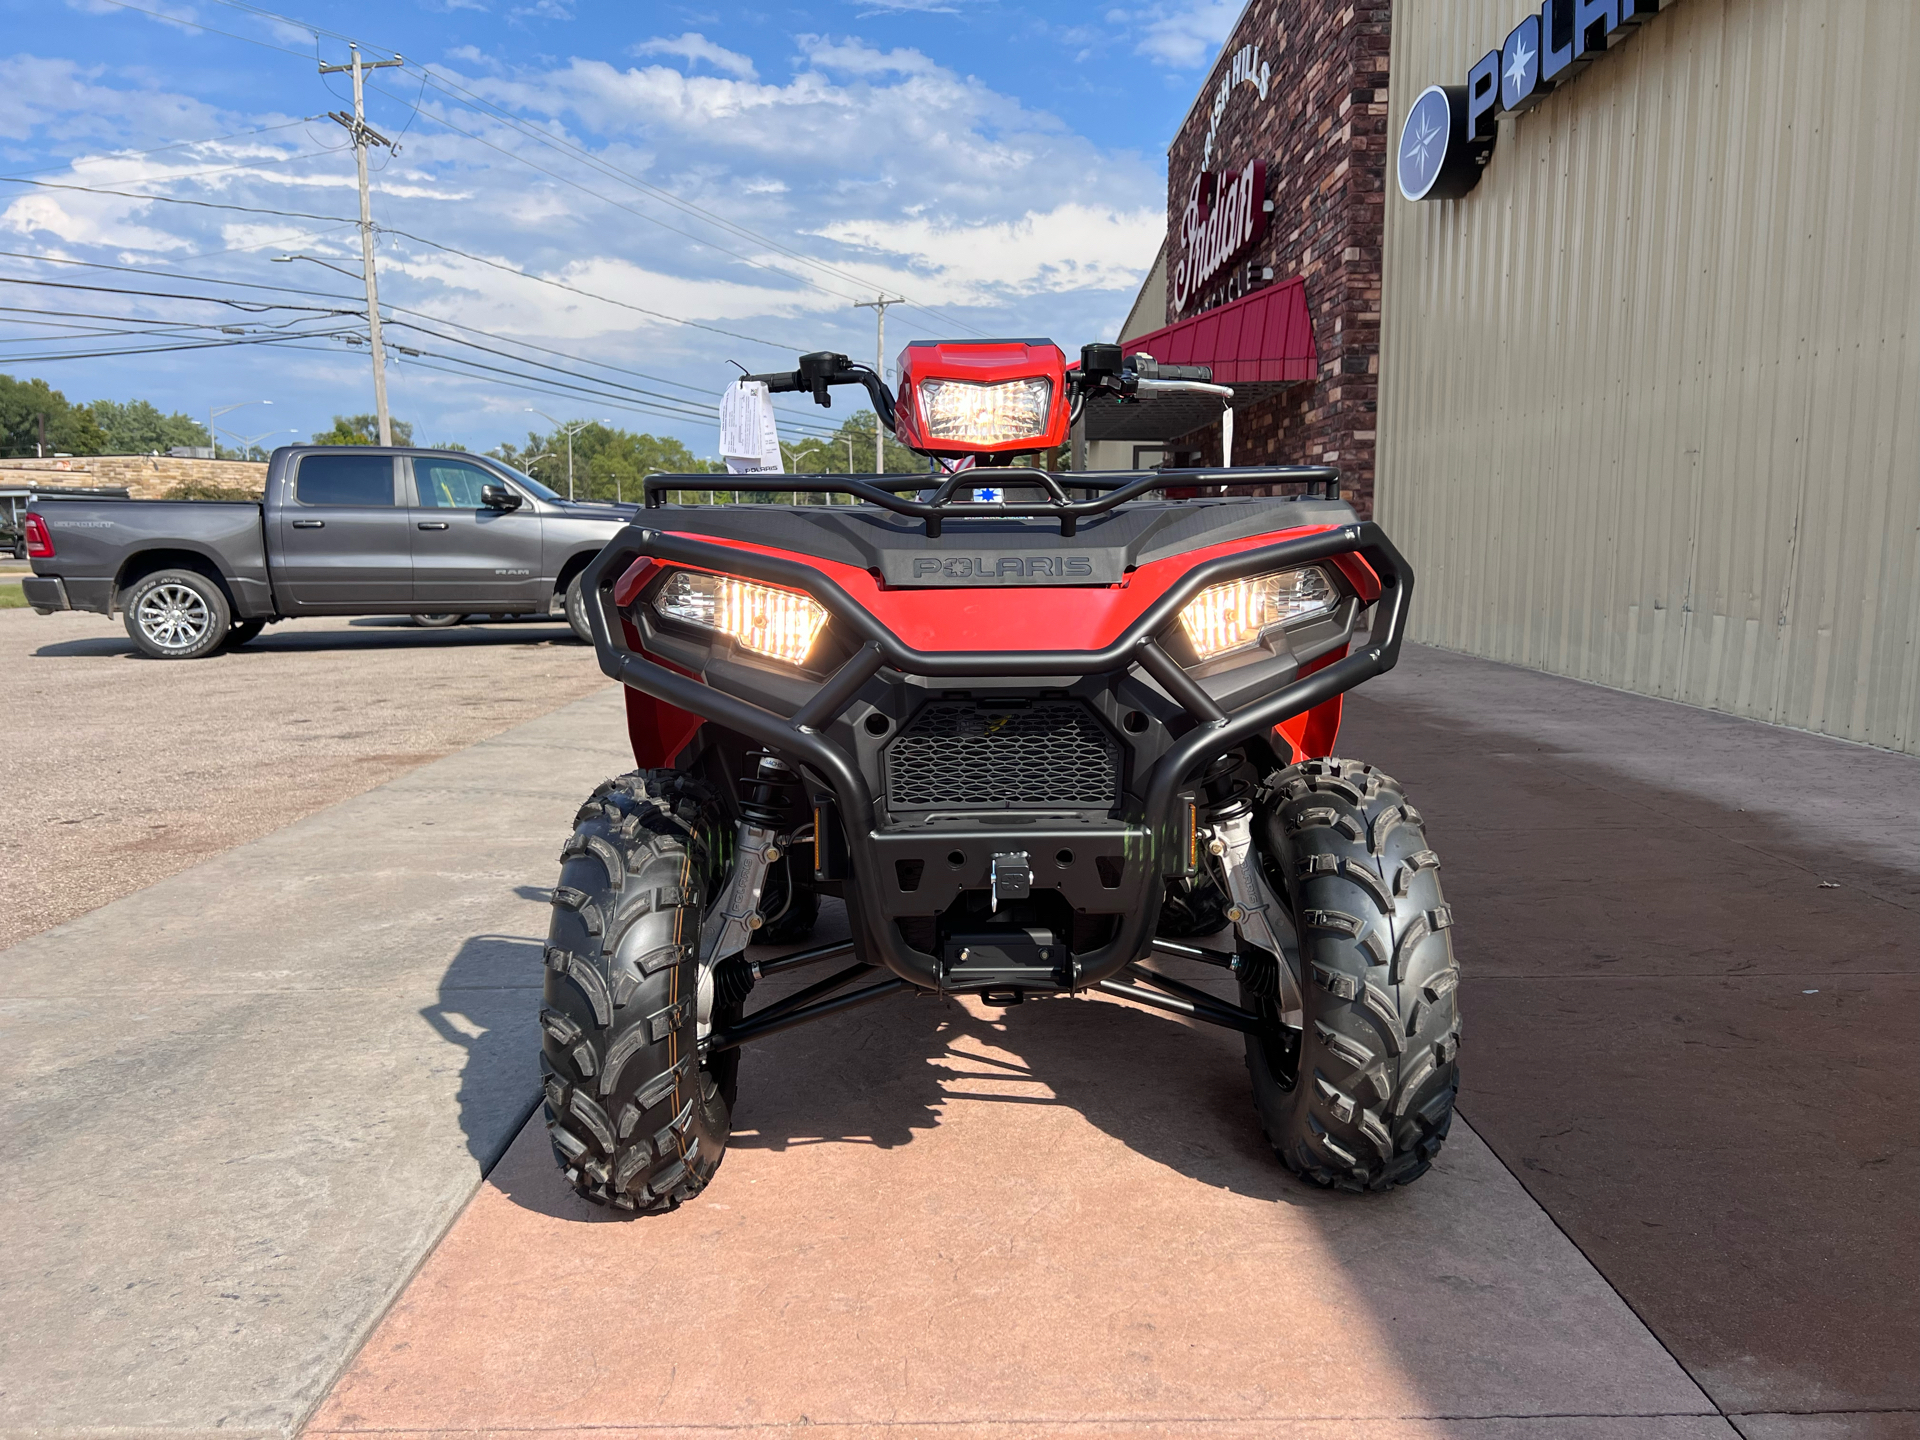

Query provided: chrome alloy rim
[137,583,214,650]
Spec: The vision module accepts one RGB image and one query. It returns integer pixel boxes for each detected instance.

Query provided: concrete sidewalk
[306,984,1728,1439]
[0,686,629,1439]
[1340,646,1919,1435]
[6,643,1909,1439]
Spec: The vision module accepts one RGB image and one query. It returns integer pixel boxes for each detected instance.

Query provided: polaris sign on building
[1379,0,1918,753]
[1398,0,1679,201]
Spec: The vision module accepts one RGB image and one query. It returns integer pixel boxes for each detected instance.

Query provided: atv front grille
[885,700,1119,811]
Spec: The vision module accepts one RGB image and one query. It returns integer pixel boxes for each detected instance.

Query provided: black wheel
[412,613,466,628]
[756,853,820,945]
[540,771,736,1213]
[564,574,593,644]
[123,568,231,660]
[1243,757,1459,1192]
[1157,874,1230,938]
[222,618,267,650]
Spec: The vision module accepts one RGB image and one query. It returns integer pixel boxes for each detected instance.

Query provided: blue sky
[1,0,1243,458]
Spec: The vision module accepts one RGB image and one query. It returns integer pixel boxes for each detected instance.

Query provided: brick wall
[1166,0,1390,513]
[0,455,267,500]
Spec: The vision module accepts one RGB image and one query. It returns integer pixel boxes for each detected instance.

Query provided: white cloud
[633,33,757,81]
[0,37,1165,453]
[814,204,1165,303]
[794,35,943,78]
[1132,0,1244,67]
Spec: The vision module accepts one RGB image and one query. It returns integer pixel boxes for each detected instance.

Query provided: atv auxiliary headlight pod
[654,570,828,666]
[918,377,1053,447]
[1178,565,1337,662]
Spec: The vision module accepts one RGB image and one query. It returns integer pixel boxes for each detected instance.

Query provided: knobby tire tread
[540,769,733,1213]
[1244,756,1460,1193]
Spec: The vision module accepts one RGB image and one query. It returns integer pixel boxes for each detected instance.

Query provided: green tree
[493,422,720,502]
[0,374,108,457]
[312,414,415,446]
[86,398,209,454]
[783,409,926,477]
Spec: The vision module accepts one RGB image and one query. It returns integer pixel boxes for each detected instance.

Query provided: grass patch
[0,580,33,608]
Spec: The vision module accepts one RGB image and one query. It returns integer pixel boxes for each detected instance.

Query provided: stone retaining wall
[0,456,267,500]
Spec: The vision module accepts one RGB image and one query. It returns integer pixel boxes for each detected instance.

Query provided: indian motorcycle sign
[1174,43,1274,314]
[1173,161,1270,314]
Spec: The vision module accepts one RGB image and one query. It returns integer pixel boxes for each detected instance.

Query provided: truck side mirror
[480,484,522,512]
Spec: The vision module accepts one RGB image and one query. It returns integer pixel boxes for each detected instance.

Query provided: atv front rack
[642,465,1340,538]
[581,516,1414,997]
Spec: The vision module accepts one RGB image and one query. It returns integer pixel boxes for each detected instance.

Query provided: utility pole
[853,293,904,474]
[320,44,404,446]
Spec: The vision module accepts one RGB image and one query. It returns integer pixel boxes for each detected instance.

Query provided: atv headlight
[1178,566,1338,662]
[654,571,828,666]
[919,377,1052,446]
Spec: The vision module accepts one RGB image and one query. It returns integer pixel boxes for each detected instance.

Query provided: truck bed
[25,498,269,617]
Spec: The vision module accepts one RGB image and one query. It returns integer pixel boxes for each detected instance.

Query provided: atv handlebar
[742,351,897,430]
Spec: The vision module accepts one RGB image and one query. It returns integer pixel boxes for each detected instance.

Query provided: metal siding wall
[1377,0,1920,753]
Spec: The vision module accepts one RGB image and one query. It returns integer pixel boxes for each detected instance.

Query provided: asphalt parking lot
[1,631,1912,1439]
[0,608,609,949]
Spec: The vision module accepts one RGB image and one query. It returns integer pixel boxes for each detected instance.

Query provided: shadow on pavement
[419,931,547,1172]
[1340,683,1919,1418]
[31,619,580,660]
[488,916,1302,1219]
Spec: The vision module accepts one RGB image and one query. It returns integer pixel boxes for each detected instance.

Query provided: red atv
[539,340,1459,1211]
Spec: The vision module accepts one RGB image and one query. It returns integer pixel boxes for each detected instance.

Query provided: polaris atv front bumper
[581,518,1413,997]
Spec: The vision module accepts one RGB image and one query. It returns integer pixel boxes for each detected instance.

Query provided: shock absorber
[1197,750,1304,1025]
[740,752,795,827]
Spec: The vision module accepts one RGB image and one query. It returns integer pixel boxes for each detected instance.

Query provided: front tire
[540,771,734,1212]
[1243,757,1460,1192]
[123,568,231,660]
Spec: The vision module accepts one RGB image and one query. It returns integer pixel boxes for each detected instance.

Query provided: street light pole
[209,400,272,457]
[526,410,610,500]
[853,293,904,474]
[319,44,405,446]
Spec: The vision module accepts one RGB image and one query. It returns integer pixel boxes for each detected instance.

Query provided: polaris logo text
[912,556,1095,580]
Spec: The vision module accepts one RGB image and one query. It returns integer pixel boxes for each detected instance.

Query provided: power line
[5,119,322,179]
[0,175,355,224]
[0,326,359,364]
[77,0,320,59]
[376,226,814,353]
[90,0,993,343]
[380,69,995,339]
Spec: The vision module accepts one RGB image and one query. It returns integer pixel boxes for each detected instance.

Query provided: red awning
[1121,275,1316,385]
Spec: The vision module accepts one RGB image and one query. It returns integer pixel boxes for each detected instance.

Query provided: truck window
[415,458,503,509]
[296,455,396,507]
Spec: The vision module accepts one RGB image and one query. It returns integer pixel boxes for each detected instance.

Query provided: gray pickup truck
[22,445,636,659]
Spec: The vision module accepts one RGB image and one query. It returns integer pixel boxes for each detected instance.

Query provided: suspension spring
[739,751,796,827]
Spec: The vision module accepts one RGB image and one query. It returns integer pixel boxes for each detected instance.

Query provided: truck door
[407,456,545,611]
[275,453,411,611]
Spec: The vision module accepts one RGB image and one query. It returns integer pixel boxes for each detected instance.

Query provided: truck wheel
[123,568,232,660]
[540,771,734,1213]
[564,575,593,644]
[412,613,466,628]
[222,618,267,650]
[1242,757,1459,1193]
